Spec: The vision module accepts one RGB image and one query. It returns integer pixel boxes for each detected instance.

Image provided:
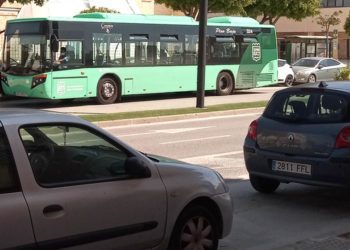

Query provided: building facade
[275,2,350,63]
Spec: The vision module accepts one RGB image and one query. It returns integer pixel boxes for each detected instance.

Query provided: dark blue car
[244,81,350,193]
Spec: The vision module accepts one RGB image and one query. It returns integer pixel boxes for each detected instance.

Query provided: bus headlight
[32,74,47,88]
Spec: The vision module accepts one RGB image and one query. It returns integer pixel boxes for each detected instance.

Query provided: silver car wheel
[285,74,294,87]
[181,216,213,249]
[308,74,316,83]
[169,205,219,250]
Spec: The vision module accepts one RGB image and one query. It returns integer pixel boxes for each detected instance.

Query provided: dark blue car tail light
[247,120,258,141]
[335,126,350,148]
[32,74,47,89]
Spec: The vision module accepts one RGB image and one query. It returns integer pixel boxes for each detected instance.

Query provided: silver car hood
[147,154,227,195]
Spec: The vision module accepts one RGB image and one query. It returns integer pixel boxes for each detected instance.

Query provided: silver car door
[326,59,342,80]
[315,59,329,81]
[0,125,36,249]
[16,124,167,250]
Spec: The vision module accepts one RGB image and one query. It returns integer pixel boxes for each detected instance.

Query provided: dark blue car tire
[249,174,280,194]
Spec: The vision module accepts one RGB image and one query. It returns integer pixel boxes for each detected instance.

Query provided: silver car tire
[285,74,294,87]
[307,74,316,83]
[169,205,219,250]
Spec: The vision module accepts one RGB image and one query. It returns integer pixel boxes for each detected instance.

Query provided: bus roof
[8,13,273,28]
[8,13,197,25]
[208,16,274,28]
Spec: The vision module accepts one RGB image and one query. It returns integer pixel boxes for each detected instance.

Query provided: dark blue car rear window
[264,90,350,123]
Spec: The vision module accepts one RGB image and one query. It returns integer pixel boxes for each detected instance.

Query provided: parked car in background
[0,109,233,250]
[292,57,346,83]
[278,59,295,86]
[244,81,350,193]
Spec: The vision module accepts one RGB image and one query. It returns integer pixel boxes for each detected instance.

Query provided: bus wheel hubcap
[103,82,115,98]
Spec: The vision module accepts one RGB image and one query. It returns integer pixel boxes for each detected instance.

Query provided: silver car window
[0,128,19,193]
[293,58,319,67]
[278,60,286,67]
[326,59,340,66]
[20,125,129,187]
[319,60,327,67]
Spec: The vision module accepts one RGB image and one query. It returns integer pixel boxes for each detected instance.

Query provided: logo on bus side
[252,43,261,62]
[101,23,114,33]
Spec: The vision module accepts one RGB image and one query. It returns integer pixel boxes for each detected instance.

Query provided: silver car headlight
[215,171,229,193]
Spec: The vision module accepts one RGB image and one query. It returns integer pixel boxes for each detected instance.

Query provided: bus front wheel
[216,72,233,96]
[96,77,119,104]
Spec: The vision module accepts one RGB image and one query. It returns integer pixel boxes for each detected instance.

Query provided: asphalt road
[102,111,350,250]
[3,87,350,249]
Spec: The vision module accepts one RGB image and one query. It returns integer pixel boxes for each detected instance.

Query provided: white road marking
[180,150,243,161]
[103,112,261,130]
[154,126,214,134]
[118,132,156,138]
[160,135,231,145]
[117,126,214,137]
[237,174,249,180]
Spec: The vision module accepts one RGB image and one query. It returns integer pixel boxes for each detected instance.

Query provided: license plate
[272,160,311,175]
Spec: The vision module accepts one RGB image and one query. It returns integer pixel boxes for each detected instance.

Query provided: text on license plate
[272,160,311,175]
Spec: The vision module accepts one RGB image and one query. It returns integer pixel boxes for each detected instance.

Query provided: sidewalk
[41,86,280,115]
[94,107,265,128]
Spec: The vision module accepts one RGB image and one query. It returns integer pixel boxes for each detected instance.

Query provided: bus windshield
[3,34,50,75]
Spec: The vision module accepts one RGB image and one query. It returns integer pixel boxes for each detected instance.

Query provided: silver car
[1,109,233,250]
[292,57,346,83]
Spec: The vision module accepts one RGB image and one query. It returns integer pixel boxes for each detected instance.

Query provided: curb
[93,107,265,128]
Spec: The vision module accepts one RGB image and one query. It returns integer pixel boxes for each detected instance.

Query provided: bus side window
[147,45,155,64]
[208,36,239,64]
[126,41,153,66]
[93,33,122,66]
[185,35,198,65]
[157,35,183,65]
[54,41,83,68]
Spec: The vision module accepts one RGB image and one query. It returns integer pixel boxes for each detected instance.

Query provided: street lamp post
[196,0,208,108]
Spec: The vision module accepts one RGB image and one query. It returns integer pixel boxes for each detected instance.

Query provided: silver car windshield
[293,59,319,68]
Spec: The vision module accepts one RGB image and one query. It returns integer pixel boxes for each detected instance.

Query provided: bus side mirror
[50,34,59,53]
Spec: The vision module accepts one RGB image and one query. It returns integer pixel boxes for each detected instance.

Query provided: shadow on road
[226,178,350,211]
[223,178,350,250]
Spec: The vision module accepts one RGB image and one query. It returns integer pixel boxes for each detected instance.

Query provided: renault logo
[288,134,294,142]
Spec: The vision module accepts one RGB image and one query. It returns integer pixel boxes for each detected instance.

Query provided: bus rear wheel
[96,77,119,104]
[216,72,233,96]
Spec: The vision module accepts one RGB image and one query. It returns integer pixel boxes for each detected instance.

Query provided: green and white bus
[1,13,277,104]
